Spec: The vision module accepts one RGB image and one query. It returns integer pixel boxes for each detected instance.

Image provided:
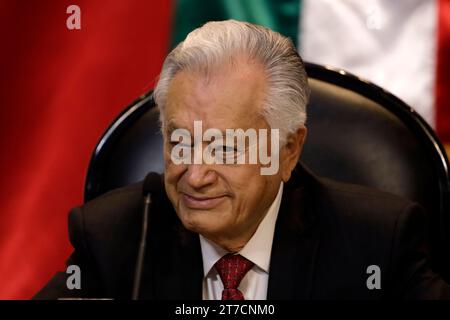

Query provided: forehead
[164,59,268,132]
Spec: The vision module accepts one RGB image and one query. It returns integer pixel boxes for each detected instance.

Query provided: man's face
[162,59,295,249]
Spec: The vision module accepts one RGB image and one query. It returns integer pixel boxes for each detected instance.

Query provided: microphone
[132,172,162,300]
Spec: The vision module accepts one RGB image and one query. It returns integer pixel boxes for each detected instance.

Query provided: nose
[185,164,218,190]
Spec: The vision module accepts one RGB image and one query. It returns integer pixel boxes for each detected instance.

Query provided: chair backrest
[84,63,450,279]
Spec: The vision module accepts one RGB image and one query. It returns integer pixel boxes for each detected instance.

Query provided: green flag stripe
[171,0,301,49]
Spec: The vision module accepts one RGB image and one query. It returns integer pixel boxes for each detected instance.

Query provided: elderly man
[35,20,449,300]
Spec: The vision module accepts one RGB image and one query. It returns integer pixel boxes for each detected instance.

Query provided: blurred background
[0,0,448,299]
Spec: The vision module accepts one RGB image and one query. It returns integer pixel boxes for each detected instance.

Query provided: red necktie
[214,254,254,300]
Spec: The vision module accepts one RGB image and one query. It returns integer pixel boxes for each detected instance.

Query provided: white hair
[153,19,310,145]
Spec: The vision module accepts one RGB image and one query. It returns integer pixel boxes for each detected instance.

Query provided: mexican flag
[1,0,448,299]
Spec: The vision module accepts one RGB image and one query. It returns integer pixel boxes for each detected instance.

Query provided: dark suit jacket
[34,164,450,299]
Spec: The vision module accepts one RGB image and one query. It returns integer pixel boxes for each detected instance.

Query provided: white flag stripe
[299,0,437,126]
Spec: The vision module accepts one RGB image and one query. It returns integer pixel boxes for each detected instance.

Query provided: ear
[280,126,307,182]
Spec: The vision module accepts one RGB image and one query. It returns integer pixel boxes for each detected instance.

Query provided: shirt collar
[199,182,284,276]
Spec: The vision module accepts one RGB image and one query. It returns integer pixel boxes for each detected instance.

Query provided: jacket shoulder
[316,176,422,227]
[68,182,146,271]
[78,182,145,232]
[312,175,426,271]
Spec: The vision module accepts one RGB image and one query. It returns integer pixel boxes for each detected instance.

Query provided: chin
[178,209,226,236]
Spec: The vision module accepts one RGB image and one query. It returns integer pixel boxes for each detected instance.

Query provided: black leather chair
[84,62,450,280]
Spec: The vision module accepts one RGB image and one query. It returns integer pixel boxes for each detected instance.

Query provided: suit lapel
[176,226,204,299]
[142,192,204,300]
[267,164,322,299]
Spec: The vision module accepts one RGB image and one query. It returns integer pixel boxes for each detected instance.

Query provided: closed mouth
[181,193,228,209]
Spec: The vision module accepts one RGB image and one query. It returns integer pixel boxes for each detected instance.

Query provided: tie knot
[214,254,254,290]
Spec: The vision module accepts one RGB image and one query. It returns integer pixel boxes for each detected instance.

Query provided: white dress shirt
[200,182,284,300]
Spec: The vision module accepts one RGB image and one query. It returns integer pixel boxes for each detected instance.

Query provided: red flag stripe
[0,0,173,299]
[436,0,450,144]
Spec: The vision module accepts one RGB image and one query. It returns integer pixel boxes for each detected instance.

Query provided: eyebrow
[165,120,255,138]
